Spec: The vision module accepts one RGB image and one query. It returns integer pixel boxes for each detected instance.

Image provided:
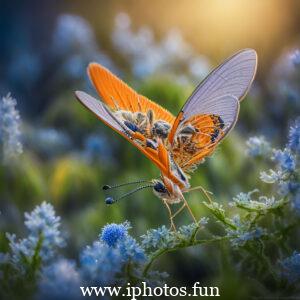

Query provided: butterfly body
[113,107,190,202]
[75,49,257,212]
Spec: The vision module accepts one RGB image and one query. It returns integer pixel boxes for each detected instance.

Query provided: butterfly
[75,49,257,229]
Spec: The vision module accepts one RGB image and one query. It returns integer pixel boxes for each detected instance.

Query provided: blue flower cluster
[288,118,300,153]
[246,136,271,158]
[0,94,22,162]
[0,207,153,299]
[80,222,146,285]
[273,149,295,173]
[141,225,175,250]
[228,218,266,248]
[0,200,215,300]
[141,218,208,251]
[280,252,300,284]
[246,118,300,215]
[83,133,114,164]
[5,202,65,269]
[269,48,300,119]
[112,12,210,82]
[26,127,72,157]
[291,49,300,68]
[37,259,81,300]
[52,14,116,81]
[101,222,130,247]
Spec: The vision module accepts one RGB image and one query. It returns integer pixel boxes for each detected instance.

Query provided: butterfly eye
[153,181,168,194]
[152,120,171,139]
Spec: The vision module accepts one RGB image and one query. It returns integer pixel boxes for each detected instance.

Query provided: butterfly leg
[180,193,197,223]
[163,200,177,231]
[185,185,213,204]
[171,203,186,219]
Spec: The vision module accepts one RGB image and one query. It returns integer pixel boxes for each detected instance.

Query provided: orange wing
[75,91,183,187]
[88,63,175,124]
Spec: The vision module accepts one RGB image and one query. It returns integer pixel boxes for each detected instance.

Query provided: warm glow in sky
[73,0,300,71]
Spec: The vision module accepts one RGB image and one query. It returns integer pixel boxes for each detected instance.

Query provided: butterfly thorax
[114,109,171,141]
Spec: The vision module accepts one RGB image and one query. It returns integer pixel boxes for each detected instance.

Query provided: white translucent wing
[75,91,130,137]
[170,49,257,142]
[182,49,256,120]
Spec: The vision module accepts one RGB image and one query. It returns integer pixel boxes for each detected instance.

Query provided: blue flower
[178,217,208,238]
[83,134,113,163]
[0,94,22,162]
[37,259,81,300]
[141,226,175,250]
[273,149,296,172]
[118,235,146,263]
[291,191,300,215]
[280,251,300,284]
[52,14,117,80]
[260,169,282,183]
[24,202,65,257]
[229,227,266,248]
[246,136,271,157]
[0,253,9,265]
[290,50,300,68]
[288,118,300,154]
[6,202,65,267]
[81,222,146,285]
[100,222,130,247]
[80,241,123,285]
[52,14,96,55]
[278,181,300,196]
[112,12,210,81]
[29,128,71,157]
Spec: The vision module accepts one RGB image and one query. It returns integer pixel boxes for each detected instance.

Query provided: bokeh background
[1,0,300,297]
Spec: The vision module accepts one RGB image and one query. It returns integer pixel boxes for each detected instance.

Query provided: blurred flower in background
[112,13,211,82]
[268,48,300,126]
[37,258,81,300]
[246,136,271,158]
[0,94,23,163]
[280,252,300,284]
[6,202,65,268]
[82,133,115,164]
[25,127,72,158]
[51,14,117,81]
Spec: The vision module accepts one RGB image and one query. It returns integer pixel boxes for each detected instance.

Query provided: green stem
[142,235,233,277]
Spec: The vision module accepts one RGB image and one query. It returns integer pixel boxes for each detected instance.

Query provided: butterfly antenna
[102,179,150,191]
[105,184,154,205]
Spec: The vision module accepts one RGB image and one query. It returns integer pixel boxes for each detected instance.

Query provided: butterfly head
[153,180,168,196]
[152,177,183,204]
